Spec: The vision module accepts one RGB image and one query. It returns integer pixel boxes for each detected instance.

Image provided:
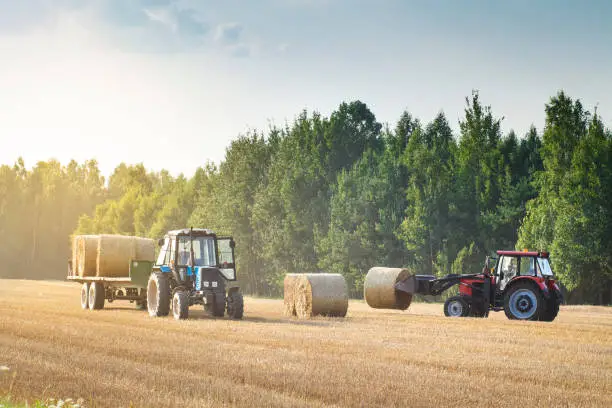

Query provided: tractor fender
[227,286,240,295]
[505,276,550,299]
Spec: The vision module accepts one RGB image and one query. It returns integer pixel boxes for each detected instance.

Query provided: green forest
[1,90,611,304]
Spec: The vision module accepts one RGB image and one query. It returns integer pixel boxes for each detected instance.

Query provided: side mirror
[158,238,165,247]
[230,239,236,249]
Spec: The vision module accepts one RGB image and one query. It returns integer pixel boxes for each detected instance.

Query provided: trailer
[68,259,154,310]
[67,228,244,320]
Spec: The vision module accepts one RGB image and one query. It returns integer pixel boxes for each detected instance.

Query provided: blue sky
[0,0,610,178]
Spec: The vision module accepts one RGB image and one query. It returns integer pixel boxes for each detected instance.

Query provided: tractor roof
[496,250,549,258]
[167,228,216,237]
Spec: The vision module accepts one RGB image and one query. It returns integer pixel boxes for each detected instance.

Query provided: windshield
[537,257,554,277]
[177,236,216,267]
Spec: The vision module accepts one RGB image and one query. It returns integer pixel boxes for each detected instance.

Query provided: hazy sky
[1,0,610,178]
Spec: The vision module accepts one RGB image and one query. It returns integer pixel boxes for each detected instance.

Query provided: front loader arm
[394,274,481,297]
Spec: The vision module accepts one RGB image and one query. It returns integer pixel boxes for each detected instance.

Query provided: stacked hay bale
[364,267,414,310]
[71,234,156,278]
[285,273,348,319]
[70,235,78,276]
[76,235,99,277]
[96,234,155,277]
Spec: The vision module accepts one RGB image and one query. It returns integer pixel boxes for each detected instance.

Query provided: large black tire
[539,296,560,322]
[88,282,105,310]
[504,281,545,321]
[205,293,226,317]
[227,290,244,320]
[172,290,189,320]
[80,282,90,310]
[444,296,470,317]
[147,273,170,317]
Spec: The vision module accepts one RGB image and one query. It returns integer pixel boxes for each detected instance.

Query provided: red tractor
[395,250,563,321]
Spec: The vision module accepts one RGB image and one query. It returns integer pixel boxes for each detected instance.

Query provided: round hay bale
[97,235,154,278]
[283,273,300,316]
[363,267,413,310]
[77,235,100,277]
[134,236,155,262]
[70,235,78,276]
[294,273,348,319]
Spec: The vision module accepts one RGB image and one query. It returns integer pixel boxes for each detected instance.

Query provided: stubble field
[0,279,611,408]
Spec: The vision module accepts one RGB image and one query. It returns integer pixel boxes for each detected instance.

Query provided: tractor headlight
[212,281,218,288]
[204,281,209,287]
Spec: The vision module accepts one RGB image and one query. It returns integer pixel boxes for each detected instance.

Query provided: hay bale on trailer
[293,273,348,319]
[70,235,78,276]
[283,273,300,316]
[364,267,413,310]
[76,235,100,277]
[96,235,155,278]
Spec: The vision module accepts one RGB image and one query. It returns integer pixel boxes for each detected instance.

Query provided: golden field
[0,279,611,408]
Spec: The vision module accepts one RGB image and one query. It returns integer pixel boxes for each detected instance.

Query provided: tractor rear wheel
[80,282,90,310]
[227,290,244,320]
[172,290,189,320]
[147,273,170,317]
[504,281,545,321]
[444,296,470,317]
[539,297,560,322]
[88,282,105,310]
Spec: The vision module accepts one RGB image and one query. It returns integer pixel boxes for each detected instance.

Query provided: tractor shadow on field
[182,309,342,327]
[240,315,341,327]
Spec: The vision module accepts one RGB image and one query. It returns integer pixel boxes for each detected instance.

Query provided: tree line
[1,90,610,304]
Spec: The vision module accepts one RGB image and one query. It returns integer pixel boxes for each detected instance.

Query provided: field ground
[0,279,611,408]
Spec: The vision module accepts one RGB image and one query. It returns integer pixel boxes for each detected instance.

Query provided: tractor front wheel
[504,281,545,321]
[172,290,189,320]
[226,290,244,320]
[444,296,470,317]
[147,273,170,317]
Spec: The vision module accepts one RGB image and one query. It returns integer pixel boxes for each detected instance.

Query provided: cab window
[519,257,536,276]
[156,238,168,265]
[499,256,518,280]
[165,238,175,265]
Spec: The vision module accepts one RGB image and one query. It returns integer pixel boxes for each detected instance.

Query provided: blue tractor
[147,228,244,320]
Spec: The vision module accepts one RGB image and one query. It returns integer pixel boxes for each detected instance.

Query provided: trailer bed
[66,260,154,288]
[67,276,133,283]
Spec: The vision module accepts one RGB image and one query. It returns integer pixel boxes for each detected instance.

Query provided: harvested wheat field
[0,280,611,408]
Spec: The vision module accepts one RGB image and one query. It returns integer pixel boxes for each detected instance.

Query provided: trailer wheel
[504,281,545,321]
[172,291,189,320]
[444,296,470,317]
[226,290,244,320]
[80,282,90,310]
[88,282,105,310]
[147,273,170,317]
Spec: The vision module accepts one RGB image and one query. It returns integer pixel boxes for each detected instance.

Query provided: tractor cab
[155,228,237,283]
[147,228,243,320]
[493,250,555,291]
